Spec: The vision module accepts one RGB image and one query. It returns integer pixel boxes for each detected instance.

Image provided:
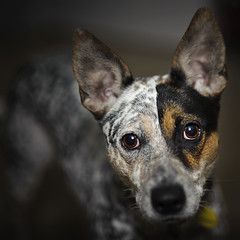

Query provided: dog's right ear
[72,29,133,119]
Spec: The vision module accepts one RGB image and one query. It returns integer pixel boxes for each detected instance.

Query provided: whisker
[127,203,140,213]
[206,178,234,183]
[200,200,210,205]
[212,179,234,183]
[121,188,135,199]
[123,188,132,192]
[203,188,213,193]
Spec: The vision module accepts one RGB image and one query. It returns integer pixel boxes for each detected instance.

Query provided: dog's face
[100,74,221,221]
[72,7,227,222]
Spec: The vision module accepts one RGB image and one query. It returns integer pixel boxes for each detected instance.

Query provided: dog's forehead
[102,75,162,130]
[101,75,164,148]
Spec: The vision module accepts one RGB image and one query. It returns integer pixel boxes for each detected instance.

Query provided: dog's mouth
[158,216,187,224]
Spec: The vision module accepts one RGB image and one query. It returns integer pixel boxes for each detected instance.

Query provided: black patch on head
[156,83,220,168]
[123,76,134,87]
[170,68,187,88]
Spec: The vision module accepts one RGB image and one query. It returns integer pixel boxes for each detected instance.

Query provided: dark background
[1,0,240,239]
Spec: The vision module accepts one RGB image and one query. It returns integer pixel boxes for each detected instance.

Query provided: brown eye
[122,134,140,150]
[183,123,201,140]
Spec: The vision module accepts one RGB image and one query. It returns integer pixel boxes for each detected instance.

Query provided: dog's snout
[151,184,186,215]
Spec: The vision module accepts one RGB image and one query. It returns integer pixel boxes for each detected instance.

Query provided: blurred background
[0,0,240,239]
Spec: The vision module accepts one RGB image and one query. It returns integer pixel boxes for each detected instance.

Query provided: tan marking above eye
[140,115,155,140]
[162,104,183,138]
[162,104,198,139]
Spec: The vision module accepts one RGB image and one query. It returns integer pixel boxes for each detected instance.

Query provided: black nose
[151,184,186,215]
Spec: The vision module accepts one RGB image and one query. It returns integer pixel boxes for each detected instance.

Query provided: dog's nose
[151,184,186,215]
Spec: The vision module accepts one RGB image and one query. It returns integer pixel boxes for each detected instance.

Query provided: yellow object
[197,205,218,229]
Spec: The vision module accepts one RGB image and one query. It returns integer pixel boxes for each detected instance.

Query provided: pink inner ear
[103,87,113,99]
[98,71,115,102]
[88,69,117,104]
[189,60,210,87]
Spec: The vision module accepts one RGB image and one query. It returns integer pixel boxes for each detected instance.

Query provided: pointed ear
[72,29,133,119]
[171,7,227,97]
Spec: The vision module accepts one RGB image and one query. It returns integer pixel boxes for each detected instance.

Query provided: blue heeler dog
[4,7,228,239]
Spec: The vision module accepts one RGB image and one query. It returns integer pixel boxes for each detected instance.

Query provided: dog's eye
[183,123,201,140]
[122,134,140,150]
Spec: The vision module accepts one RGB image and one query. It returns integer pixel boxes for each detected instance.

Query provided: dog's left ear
[72,29,133,119]
[171,7,227,97]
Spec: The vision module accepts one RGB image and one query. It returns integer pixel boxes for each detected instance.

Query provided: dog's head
[72,7,227,222]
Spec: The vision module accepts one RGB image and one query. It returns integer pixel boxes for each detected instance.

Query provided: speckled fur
[4,7,227,240]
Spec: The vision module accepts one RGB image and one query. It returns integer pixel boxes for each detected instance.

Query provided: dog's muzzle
[137,160,200,221]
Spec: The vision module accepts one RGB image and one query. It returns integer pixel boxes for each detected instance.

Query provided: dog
[4,7,227,239]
